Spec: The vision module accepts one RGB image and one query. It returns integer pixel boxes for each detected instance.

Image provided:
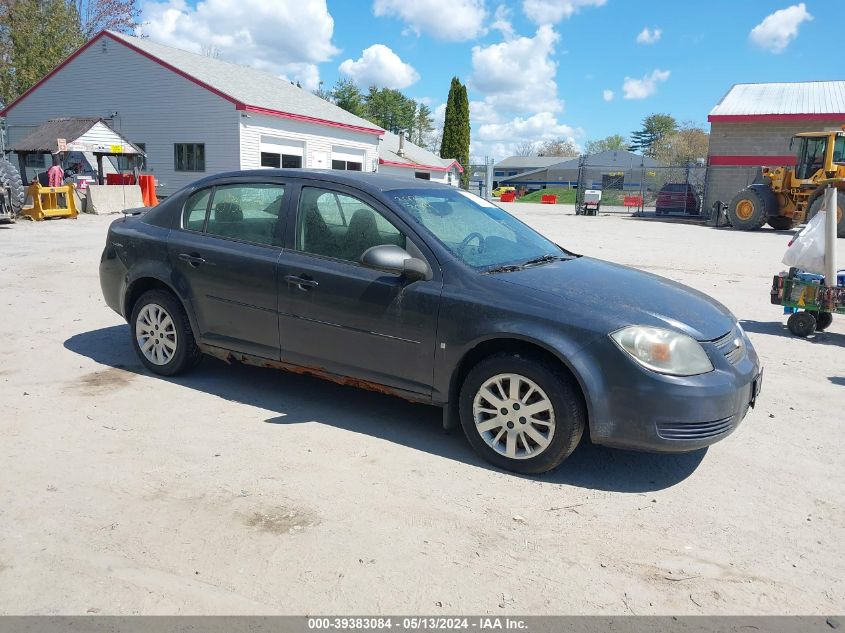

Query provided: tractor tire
[0,158,25,217]
[806,191,845,238]
[766,216,794,231]
[727,186,771,231]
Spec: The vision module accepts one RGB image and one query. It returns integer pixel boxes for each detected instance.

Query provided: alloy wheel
[135,303,178,366]
[472,373,556,460]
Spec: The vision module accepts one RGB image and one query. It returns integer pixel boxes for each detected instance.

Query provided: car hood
[495,256,736,341]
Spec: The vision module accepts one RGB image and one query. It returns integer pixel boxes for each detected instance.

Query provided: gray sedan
[99,170,762,473]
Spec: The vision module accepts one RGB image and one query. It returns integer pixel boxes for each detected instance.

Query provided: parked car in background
[492,186,515,198]
[656,183,701,216]
[100,170,761,474]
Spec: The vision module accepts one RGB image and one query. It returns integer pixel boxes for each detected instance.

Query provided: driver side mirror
[360,244,431,281]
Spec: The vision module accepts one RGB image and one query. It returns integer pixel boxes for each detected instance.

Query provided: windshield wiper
[484,264,525,274]
[521,253,570,267]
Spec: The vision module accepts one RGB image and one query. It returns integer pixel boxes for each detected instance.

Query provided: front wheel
[459,353,585,474]
[787,311,816,338]
[806,191,845,238]
[130,289,201,375]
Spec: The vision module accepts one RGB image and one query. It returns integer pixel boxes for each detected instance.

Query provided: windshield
[386,188,565,269]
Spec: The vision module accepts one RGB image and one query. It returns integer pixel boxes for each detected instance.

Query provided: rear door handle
[284,274,319,290]
[178,252,206,267]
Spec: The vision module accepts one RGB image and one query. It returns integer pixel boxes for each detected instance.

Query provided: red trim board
[379,158,464,173]
[1,32,385,137]
[709,155,796,166]
[708,113,845,123]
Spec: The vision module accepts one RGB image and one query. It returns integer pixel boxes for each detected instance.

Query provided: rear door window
[204,184,286,246]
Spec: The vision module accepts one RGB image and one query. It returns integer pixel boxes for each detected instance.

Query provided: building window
[331,159,362,171]
[174,143,205,172]
[494,171,505,177]
[414,172,431,180]
[118,143,146,171]
[261,152,302,168]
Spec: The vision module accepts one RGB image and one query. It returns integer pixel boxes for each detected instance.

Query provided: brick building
[705,81,845,211]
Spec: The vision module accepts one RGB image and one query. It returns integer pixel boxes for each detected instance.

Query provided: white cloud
[521,0,605,24]
[749,3,812,54]
[491,4,515,40]
[372,0,487,41]
[470,25,562,114]
[622,69,670,100]
[471,109,582,159]
[138,0,337,90]
[339,45,420,89]
[602,89,614,102]
[635,27,661,44]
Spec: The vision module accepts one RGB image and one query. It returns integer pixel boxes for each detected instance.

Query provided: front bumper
[583,330,762,452]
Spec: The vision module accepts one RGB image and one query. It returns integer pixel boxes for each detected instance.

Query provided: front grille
[656,417,734,440]
[710,327,745,366]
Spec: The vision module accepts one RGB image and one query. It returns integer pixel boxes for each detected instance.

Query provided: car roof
[190,169,454,196]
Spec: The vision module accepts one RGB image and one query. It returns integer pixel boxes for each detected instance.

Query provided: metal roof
[9,117,143,154]
[494,156,568,169]
[709,81,845,119]
[380,132,460,172]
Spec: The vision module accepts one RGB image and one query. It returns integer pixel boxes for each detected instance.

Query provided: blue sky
[138,1,834,159]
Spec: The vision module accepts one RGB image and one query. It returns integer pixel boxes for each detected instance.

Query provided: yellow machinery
[728,130,845,237]
[20,182,78,221]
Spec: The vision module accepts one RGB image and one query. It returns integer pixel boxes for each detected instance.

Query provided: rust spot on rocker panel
[206,347,415,401]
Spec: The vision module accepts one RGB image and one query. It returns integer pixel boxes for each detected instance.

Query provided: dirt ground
[0,205,842,615]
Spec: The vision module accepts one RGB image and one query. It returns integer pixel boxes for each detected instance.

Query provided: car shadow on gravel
[740,319,845,346]
[65,325,706,493]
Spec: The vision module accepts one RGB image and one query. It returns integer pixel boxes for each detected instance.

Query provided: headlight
[610,326,714,376]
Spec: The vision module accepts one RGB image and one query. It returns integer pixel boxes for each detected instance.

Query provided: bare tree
[74,0,140,39]
[514,140,537,156]
[537,138,579,157]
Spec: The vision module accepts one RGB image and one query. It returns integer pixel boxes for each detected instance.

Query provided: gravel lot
[0,205,842,615]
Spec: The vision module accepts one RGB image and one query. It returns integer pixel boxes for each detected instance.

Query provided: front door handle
[178,252,206,267]
[284,274,319,290]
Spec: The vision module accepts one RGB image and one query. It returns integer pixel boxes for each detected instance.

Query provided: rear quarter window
[183,188,212,231]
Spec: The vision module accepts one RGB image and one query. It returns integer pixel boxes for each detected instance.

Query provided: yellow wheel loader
[727,130,845,237]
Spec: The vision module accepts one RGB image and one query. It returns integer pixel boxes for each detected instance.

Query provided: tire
[766,216,793,231]
[459,353,585,474]
[130,289,201,376]
[813,311,834,331]
[787,311,816,338]
[727,186,771,231]
[0,158,25,216]
[806,191,845,238]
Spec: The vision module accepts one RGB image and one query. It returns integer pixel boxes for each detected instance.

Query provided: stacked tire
[0,157,25,220]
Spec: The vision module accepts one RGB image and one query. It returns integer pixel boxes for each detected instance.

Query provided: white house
[378,131,462,185]
[0,31,388,195]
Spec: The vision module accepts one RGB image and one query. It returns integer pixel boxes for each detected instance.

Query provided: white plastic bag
[782,211,827,274]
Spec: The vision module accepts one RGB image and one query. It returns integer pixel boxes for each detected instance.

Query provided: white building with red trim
[378,131,462,185]
[0,31,460,195]
[705,81,845,210]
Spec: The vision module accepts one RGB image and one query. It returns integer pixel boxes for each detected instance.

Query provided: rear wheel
[459,353,585,474]
[812,311,834,331]
[727,187,771,231]
[806,191,845,238]
[130,289,201,376]
[766,216,793,231]
[787,311,816,338]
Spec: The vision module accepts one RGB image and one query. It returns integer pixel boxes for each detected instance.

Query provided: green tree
[411,103,433,146]
[330,78,366,117]
[584,134,627,155]
[440,76,470,188]
[1,0,84,106]
[651,121,710,165]
[629,114,677,157]
[361,86,416,133]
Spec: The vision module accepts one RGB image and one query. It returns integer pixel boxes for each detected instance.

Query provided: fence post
[575,154,586,215]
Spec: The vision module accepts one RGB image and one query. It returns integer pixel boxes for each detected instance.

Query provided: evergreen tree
[412,103,433,146]
[330,78,365,117]
[629,114,677,157]
[440,77,470,188]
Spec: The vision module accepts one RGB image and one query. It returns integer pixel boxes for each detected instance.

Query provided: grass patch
[515,188,627,205]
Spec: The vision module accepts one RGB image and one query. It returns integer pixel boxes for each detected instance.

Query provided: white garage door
[260,136,304,169]
[331,146,364,171]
